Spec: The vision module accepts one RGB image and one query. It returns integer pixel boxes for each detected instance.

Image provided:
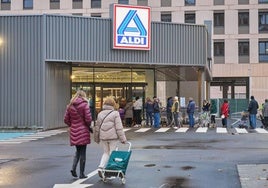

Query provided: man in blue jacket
[187,97,196,128]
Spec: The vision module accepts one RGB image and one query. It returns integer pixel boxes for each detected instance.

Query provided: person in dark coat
[64,89,92,179]
[187,97,196,128]
[144,97,154,126]
[166,97,173,126]
[248,95,259,129]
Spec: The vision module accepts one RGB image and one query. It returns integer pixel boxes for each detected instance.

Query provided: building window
[73,0,82,9]
[1,0,11,10]
[185,0,195,6]
[161,0,171,7]
[238,0,249,4]
[161,12,171,22]
[23,0,33,9]
[50,0,60,9]
[214,0,224,5]
[214,42,224,56]
[118,0,129,4]
[259,11,268,33]
[91,13,101,17]
[259,0,268,3]
[185,13,195,24]
[239,41,249,56]
[214,12,224,27]
[238,12,249,26]
[137,0,148,6]
[259,41,268,62]
[91,0,101,8]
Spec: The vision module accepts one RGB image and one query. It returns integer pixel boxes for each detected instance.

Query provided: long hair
[68,89,87,107]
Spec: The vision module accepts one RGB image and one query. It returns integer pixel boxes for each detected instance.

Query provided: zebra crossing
[0,129,67,144]
[124,127,268,134]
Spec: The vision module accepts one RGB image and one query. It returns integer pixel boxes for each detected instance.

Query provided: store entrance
[72,83,146,119]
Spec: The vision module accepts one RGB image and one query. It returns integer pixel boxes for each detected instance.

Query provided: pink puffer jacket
[64,97,92,146]
[94,105,127,144]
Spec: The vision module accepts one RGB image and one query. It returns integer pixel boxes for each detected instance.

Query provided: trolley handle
[116,141,132,152]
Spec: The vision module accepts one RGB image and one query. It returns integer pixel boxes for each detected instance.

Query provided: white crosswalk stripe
[255,128,268,133]
[235,128,248,134]
[155,128,169,132]
[134,128,151,132]
[196,127,208,133]
[0,129,67,144]
[216,127,228,133]
[124,127,267,134]
[175,127,188,132]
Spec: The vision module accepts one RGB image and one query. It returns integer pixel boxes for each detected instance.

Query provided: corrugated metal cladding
[45,15,207,66]
[0,14,208,130]
[0,15,44,129]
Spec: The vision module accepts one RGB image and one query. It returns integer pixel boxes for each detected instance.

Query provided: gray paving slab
[237,164,268,188]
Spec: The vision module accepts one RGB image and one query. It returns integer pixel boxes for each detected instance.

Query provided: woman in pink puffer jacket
[94,97,127,178]
[64,90,92,179]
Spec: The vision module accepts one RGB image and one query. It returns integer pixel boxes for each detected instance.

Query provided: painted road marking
[135,128,151,132]
[155,128,169,132]
[175,127,189,133]
[196,127,208,133]
[255,128,268,133]
[53,169,97,188]
[0,129,67,144]
[235,128,248,134]
[216,127,228,133]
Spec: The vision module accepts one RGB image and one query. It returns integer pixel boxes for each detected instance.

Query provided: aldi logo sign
[113,4,151,50]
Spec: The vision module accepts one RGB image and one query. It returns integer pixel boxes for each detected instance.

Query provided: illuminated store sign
[113,4,151,50]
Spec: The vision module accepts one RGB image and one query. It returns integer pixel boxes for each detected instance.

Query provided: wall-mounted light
[0,38,3,46]
[71,75,75,80]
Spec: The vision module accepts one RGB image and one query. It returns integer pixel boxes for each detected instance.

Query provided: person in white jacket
[94,97,127,178]
[133,96,143,127]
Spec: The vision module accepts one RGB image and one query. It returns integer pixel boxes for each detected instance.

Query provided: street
[0,124,268,188]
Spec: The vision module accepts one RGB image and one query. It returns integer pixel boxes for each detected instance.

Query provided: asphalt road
[0,122,268,188]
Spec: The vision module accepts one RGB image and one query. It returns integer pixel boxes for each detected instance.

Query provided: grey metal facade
[0,14,210,130]
[45,15,207,66]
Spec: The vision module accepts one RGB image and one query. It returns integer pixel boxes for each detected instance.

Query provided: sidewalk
[237,164,268,188]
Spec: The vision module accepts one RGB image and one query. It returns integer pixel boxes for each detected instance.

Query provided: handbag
[73,105,93,133]
[94,110,114,143]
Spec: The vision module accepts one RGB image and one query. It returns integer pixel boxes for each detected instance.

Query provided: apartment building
[0,0,268,103]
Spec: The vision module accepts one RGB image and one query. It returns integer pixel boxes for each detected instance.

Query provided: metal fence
[210,98,249,118]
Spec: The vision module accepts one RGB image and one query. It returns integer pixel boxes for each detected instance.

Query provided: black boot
[71,154,79,178]
[79,159,87,179]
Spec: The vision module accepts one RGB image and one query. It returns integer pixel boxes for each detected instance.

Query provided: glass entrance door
[95,84,146,114]
[71,82,147,119]
[95,84,126,113]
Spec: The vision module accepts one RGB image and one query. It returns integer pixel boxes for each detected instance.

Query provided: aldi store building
[0,6,212,130]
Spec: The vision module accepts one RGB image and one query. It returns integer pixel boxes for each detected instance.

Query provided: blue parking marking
[0,132,34,140]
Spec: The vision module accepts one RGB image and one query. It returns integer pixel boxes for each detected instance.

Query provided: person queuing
[144,97,154,127]
[124,98,133,127]
[133,96,143,128]
[64,89,92,179]
[220,99,229,128]
[262,99,268,128]
[202,100,211,112]
[171,96,180,129]
[187,97,196,128]
[166,97,173,126]
[248,96,259,129]
[153,96,161,128]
